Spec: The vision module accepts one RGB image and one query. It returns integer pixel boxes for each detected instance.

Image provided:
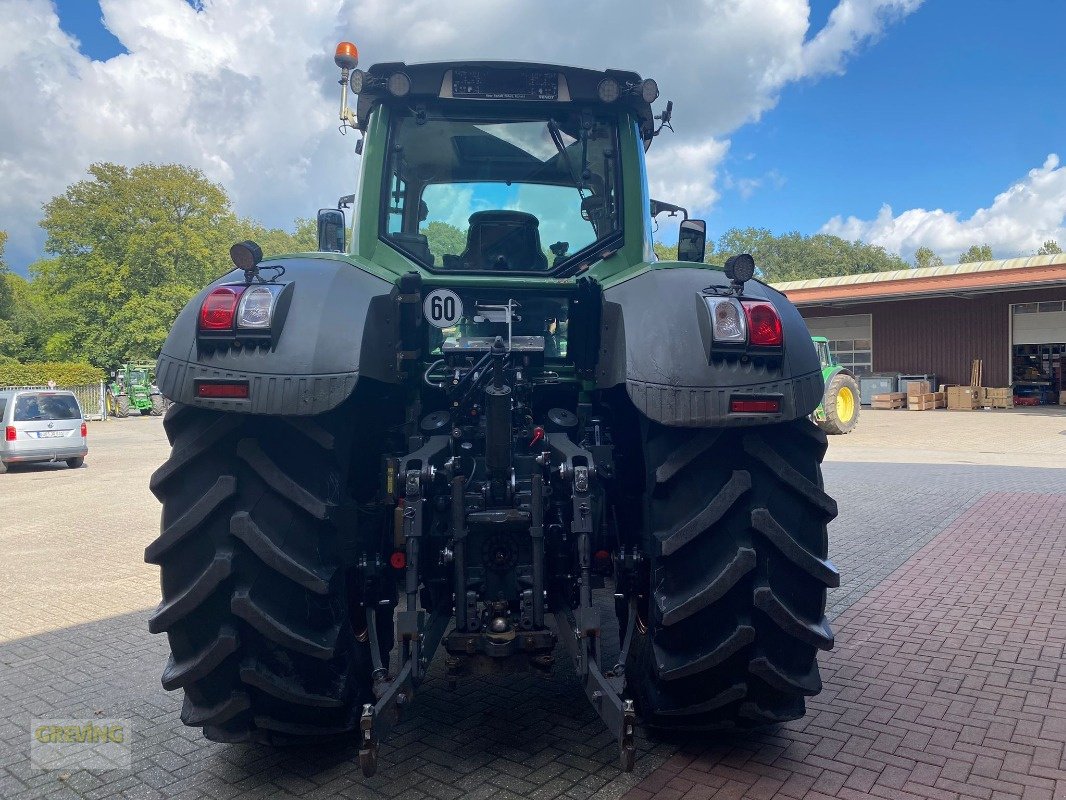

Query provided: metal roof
[772,253,1066,292]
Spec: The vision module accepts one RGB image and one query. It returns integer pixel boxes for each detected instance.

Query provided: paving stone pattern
[623,492,1066,800]
[1,418,1065,800]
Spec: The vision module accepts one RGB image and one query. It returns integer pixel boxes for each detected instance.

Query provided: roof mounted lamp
[724,253,756,294]
[231,240,264,283]
[334,41,360,131]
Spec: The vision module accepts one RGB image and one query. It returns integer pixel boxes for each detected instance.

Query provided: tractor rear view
[145,42,839,775]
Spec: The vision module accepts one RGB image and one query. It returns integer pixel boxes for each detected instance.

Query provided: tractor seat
[460,211,548,271]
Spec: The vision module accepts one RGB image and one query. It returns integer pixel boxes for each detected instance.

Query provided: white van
[0,389,88,473]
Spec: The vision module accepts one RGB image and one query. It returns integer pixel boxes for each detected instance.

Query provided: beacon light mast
[335,41,359,130]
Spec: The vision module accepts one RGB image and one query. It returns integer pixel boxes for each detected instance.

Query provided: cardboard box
[981,387,1013,408]
[934,392,947,408]
[906,380,932,396]
[1060,390,1066,406]
[946,386,980,410]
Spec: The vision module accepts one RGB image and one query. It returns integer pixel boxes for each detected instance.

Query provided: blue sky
[709,0,1066,244]
[4,0,1064,274]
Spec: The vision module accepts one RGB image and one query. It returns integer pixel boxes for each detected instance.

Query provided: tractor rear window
[13,394,81,421]
[381,111,621,273]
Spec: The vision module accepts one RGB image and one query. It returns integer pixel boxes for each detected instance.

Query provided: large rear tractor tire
[628,419,839,732]
[817,373,860,435]
[150,395,166,416]
[114,395,130,418]
[146,403,377,744]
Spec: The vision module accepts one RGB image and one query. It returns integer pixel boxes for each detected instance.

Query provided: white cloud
[0,0,921,270]
[821,154,1066,261]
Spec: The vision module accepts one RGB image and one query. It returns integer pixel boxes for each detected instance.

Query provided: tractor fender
[156,257,398,416]
[598,266,824,427]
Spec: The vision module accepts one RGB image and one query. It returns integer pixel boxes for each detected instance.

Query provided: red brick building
[774,255,1066,399]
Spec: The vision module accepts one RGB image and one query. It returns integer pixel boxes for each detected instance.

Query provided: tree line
[0,163,313,369]
[0,161,1061,370]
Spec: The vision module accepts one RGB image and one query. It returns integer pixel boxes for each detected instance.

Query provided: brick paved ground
[623,492,1066,800]
[1,413,1064,799]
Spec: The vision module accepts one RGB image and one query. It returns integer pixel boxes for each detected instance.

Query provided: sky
[1,0,1064,276]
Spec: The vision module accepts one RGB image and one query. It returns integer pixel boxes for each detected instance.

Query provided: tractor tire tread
[629,420,837,730]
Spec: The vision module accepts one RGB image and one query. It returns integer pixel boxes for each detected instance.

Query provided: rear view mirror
[677,219,707,262]
[317,209,346,252]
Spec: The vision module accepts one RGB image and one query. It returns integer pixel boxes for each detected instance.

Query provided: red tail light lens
[80,422,87,437]
[390,551,407,570]
[5,425,15,441]
[195,381,250,399]
[742,301,783,347]
[730,398,781,413]
[199,286,246,331]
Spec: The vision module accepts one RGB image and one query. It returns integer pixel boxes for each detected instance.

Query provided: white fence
[0,382,108,421]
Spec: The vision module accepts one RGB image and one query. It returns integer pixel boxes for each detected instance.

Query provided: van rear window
[13,394,81,421]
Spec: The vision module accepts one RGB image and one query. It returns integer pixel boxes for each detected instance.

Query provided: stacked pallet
[872,392,907,409]
[906,380,936,411]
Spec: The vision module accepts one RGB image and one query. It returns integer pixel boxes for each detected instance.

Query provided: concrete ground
[0,406,1063,799]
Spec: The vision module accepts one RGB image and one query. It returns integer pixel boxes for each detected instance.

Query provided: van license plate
[37,431,64,438]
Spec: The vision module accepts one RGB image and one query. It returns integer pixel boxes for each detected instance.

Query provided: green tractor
[145,43,840,774]
[107,363,165,417]
[811,337,860,435]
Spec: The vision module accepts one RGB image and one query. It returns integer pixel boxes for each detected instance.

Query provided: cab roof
[355,61,657,139]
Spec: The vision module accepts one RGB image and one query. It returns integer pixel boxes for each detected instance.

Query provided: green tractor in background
[811,336,859,434]
[107,363,165,417]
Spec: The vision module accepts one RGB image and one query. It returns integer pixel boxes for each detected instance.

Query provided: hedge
[0,361,105,387]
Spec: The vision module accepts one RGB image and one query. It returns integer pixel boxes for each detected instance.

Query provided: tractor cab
[813,335,834,370]
[319,49,709,276]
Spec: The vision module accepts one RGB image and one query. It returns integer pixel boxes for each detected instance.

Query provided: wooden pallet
[872,392,907,409]
[980,387,1013,409]
[907,393,937,411]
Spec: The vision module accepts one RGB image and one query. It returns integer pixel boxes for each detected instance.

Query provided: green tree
[913,246,943,269]
[29,163,307,366]
[653,241,678,261]
[1036,239,1062,255]
[0,231,12,319]
[712,227,909,282]
[958,244,994,263]
[423,221,466,265]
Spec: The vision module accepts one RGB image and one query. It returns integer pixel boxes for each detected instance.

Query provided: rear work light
[195,381,250,399]
[730,397,781,413]
[199,286,245,331]
[5,425,14,441]
[742,301,783,347]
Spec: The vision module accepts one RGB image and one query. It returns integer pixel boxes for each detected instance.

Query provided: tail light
[703,297,747,342]
[196,381,250,399]
[197,283,293,348]
[236,285,284,329]
[730,397,781,413]
[199,286,245,331]
[5,426,14,441]
[742,301,783,347]
[80,422,87,437]
[390,551,407,570]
